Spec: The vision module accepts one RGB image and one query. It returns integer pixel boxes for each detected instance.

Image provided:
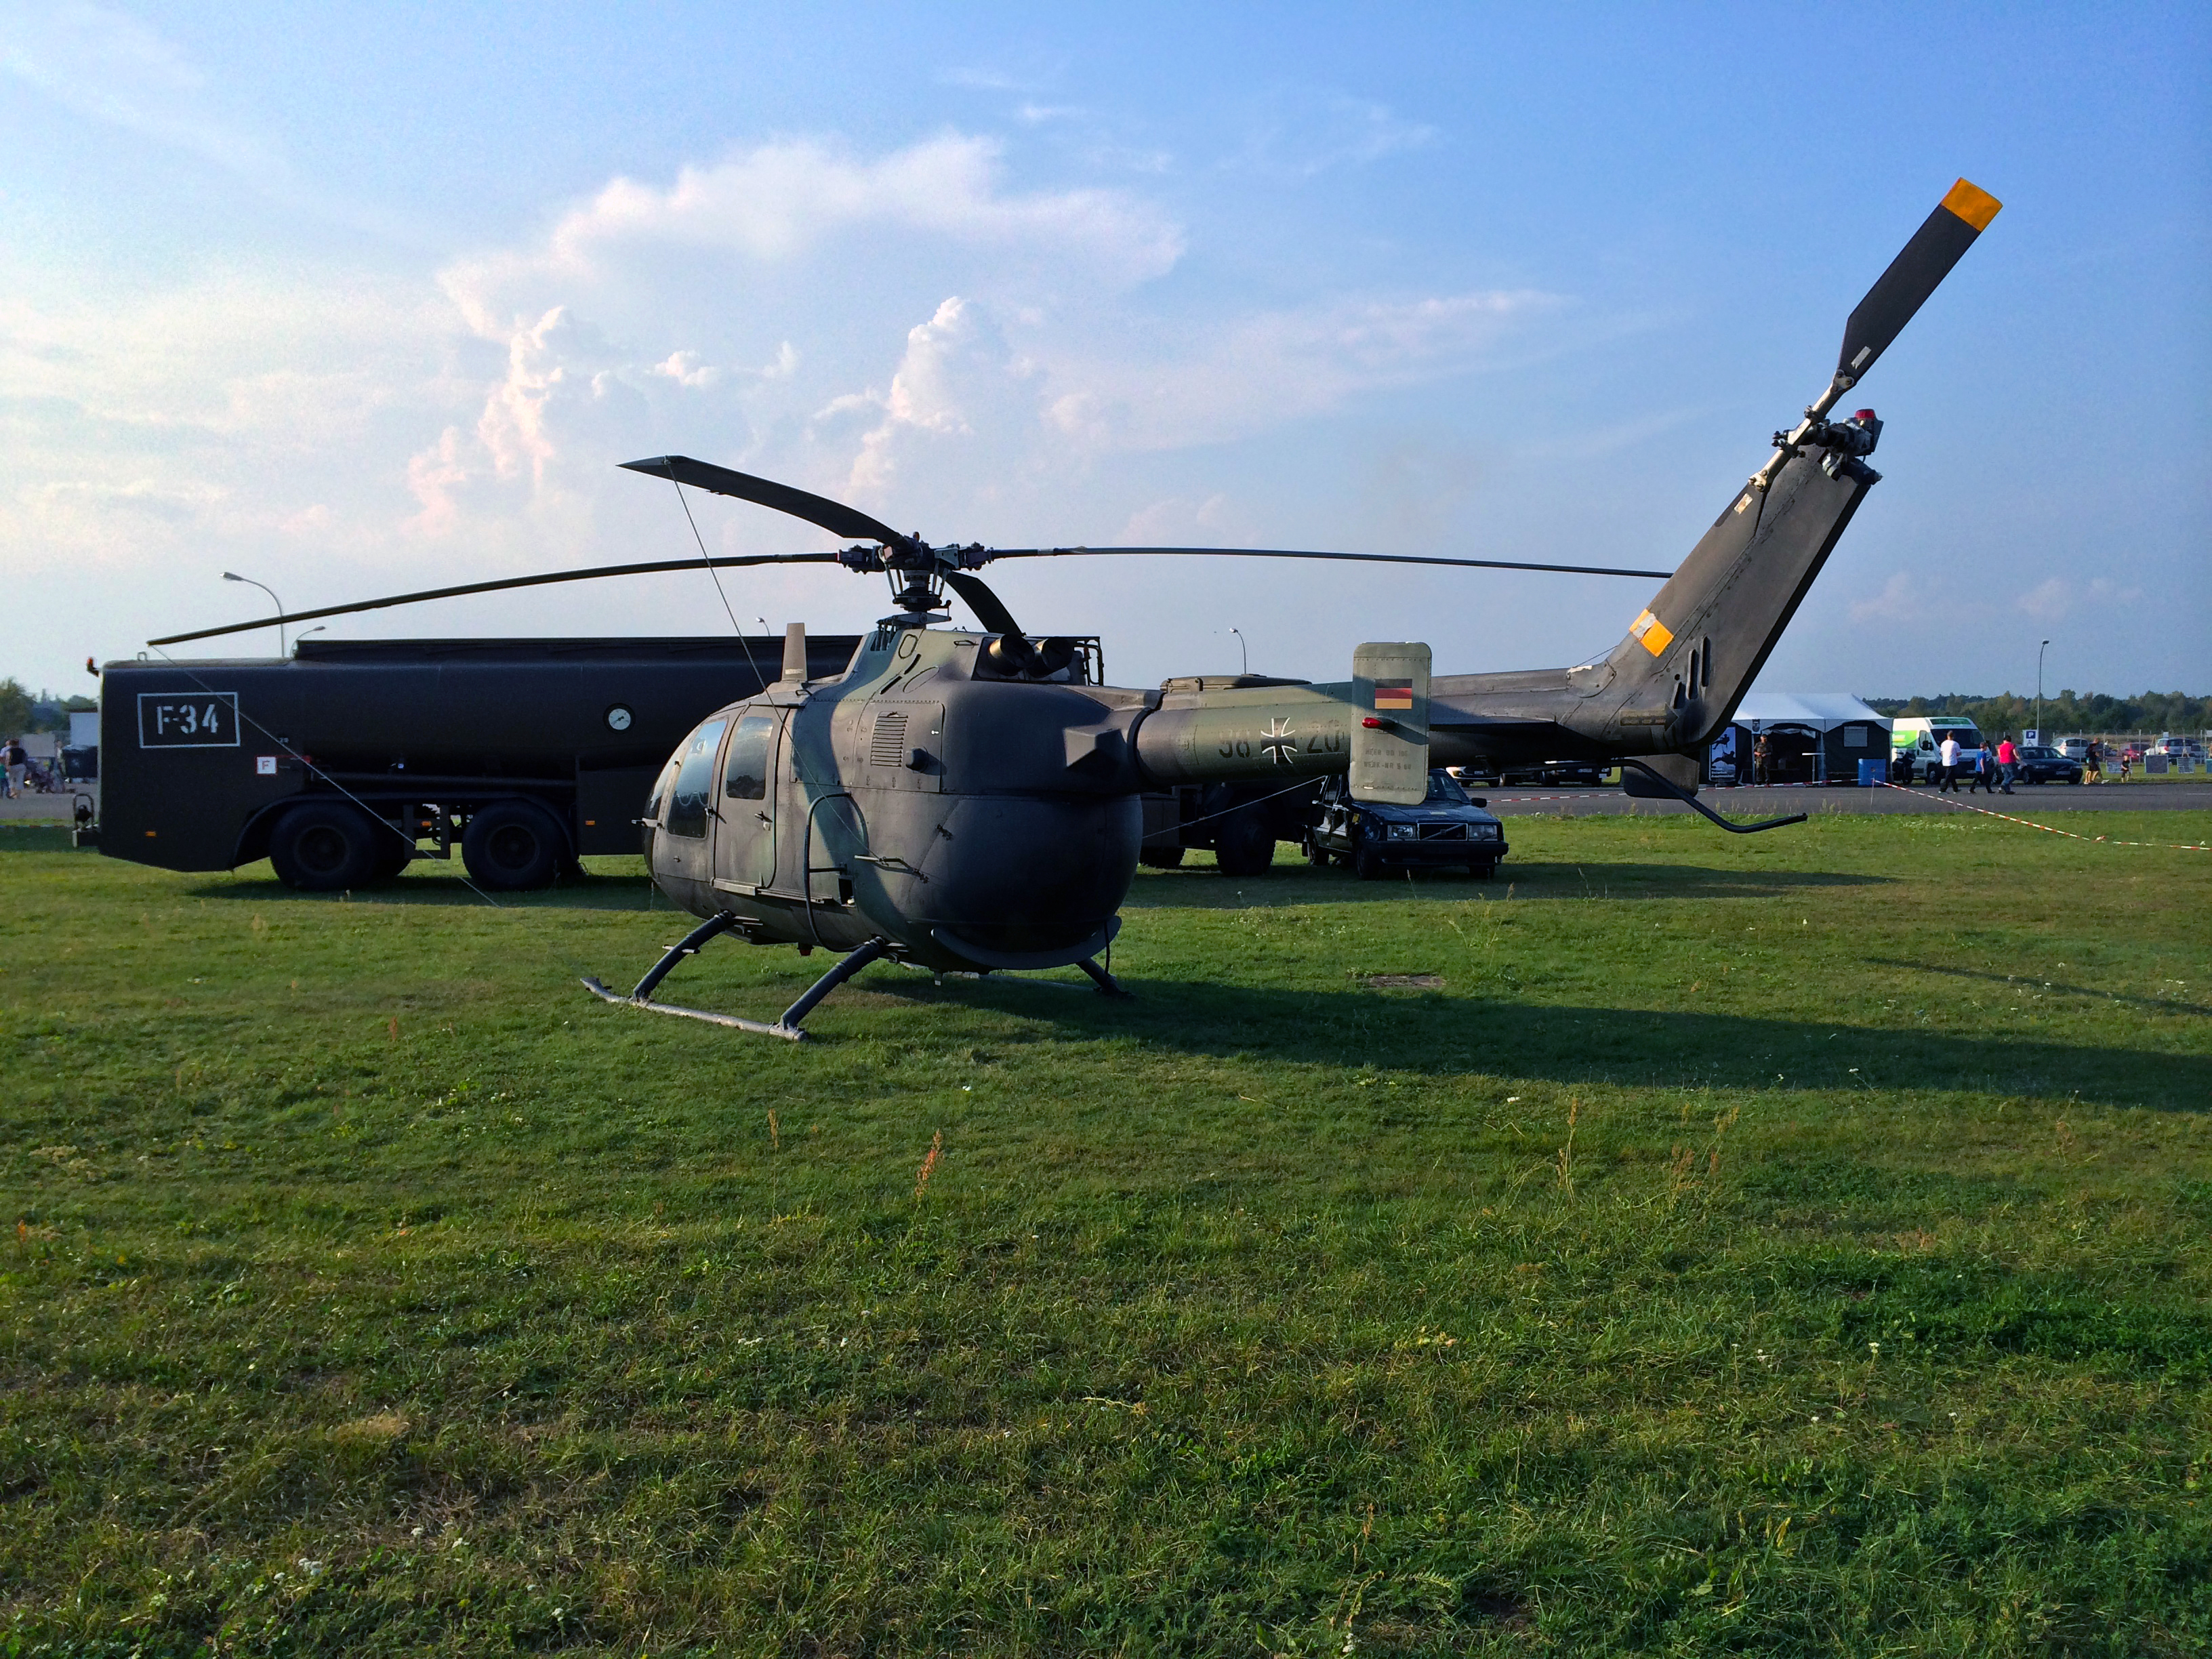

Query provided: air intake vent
[868,711,909,765]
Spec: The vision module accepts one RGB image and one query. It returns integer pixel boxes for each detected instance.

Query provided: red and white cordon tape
[1874,780,2208,851]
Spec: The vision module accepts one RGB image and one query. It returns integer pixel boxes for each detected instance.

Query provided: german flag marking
[1373,679,1414,710]
[1940,178,2002,232]
[1630,609,1674,657]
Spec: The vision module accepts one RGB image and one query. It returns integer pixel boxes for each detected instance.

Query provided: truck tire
[1138,846,1186,868]
[462,800,567,890]
[270,802,382,891]
[1212,803,1276,878]
[371,823,414,880]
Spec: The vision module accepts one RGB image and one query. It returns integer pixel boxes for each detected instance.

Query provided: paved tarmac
[1477,779,2212,819]
[0,784,94,823]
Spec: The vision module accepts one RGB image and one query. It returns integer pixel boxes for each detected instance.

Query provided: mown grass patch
[3,811,2209,1656]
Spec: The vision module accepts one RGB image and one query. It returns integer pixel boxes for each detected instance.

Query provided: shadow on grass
[1126,860,1892,908]
[1865,957,2212,1019]
[186,869,661,913]
[868,973,2211,1112]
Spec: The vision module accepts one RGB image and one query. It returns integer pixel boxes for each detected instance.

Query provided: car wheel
[269,801,382,891]
[462,800,567,890]
[1307,838,1332,868]
[1354,846,1384,881]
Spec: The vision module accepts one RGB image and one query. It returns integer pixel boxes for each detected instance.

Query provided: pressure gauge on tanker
[605,704,634,732]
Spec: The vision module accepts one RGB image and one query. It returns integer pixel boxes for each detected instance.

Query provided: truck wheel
[462,800,567,890]
[1354,846,1384,881]
[1212,803,1276,878]
[270,802,382,891]
[371,824,414,880]
[1138,846,1186,869]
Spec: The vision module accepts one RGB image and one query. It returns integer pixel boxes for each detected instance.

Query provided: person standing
[1938,731,1962,792]
[3,737,25,800]
[1753,733,1771,786]
[1996,733,2019,794]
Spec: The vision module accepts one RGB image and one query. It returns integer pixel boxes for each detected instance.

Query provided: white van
[1890,716,1986,783]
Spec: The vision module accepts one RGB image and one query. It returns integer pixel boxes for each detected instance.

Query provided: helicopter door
[712,710,783,892]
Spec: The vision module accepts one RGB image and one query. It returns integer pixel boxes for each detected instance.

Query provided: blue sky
[3,3,2205,699]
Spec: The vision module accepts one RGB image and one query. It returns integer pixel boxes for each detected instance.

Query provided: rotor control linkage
[1614,758,1807,834]
[582,926,891,1040]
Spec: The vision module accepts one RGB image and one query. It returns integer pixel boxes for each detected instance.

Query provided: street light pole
[223,572,286,655]
[1230,628,1248,676]
[2036,638,2051,745]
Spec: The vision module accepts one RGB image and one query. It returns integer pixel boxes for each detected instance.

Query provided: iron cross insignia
[1259,717,1297,764]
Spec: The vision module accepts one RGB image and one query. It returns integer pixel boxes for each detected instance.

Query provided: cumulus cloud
[442,134,1186,335]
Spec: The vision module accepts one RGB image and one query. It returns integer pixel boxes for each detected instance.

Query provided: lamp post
[223,572,286,655]
[2036,638,2051,745]
[1230,628,1248,676]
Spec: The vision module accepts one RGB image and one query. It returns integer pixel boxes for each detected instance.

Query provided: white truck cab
[1890,716,1986,783]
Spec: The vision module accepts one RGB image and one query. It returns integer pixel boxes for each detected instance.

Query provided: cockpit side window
[664,718,726,838]
[722,713,777,800]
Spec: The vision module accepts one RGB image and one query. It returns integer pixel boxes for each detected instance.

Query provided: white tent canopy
[1730,693,1889,731]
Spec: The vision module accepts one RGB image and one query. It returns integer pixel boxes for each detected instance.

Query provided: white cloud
[1044,289,1559,451]
[1231,90,1439,178]
[2015,575,2142,620]
[441,134,1185,335]
[1849,571,1922,623]
[1,2,283,181]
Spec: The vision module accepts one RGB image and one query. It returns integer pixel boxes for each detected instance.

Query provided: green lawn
[3,812,2209,1656]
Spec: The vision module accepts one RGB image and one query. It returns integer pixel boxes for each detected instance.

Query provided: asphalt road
[1476,780,2212,819]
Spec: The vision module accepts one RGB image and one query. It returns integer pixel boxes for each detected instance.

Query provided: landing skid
[583,922,890,1041]
[1616,758,1807,834]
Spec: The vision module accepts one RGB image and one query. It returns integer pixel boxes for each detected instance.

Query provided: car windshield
[1425,771,1470,804]
[2022,746,2058,760]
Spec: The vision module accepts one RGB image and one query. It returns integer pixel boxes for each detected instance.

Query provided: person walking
[3,737,26,800]
[1969,741,1998,794]
[1753,733,1771,787]
[1938,731,1963,792]
[2085,739,2104,784]
[1996,733,2019,794]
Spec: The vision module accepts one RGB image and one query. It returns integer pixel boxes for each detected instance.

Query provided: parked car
[2012,744,2083,785]
[1307,769,1509,880]
[2057,738,2091,761]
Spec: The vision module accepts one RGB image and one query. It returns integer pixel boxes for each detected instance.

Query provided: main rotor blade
[622,455,912,550]
[1837,179,2001,386]
[942,571,1023,637]
[983,546,1675,580]
[148,552,841,647]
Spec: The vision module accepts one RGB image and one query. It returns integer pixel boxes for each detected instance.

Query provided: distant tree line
[0,678,98,736]
[1862,690,2212,737]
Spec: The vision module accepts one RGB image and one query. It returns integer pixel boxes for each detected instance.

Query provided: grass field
[3,810,2209,1657]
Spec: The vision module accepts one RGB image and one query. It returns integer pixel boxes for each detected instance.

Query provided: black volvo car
[1305,769,1510,880]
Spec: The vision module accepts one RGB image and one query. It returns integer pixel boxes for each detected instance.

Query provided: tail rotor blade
[1836,179,2001,386]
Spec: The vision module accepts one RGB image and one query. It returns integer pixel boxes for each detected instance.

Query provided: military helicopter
[161,180,1999,1038]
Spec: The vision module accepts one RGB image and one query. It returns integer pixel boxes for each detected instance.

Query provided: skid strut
[583,926,891,1040]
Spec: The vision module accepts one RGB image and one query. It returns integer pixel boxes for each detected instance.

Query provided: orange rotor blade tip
[1941,179,2002,232]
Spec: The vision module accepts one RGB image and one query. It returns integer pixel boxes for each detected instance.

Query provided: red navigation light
[1854,409,1877,422]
